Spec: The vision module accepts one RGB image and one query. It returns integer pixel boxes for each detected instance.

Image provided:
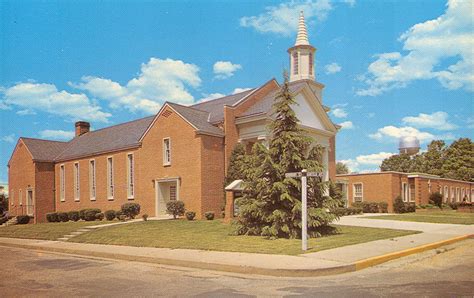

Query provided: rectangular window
[60,165,65,202]
[456,187,460,202]
[27,190,33,216]
[444,186,449,202]
[292,52,298,75]
[89,160,96,200]
[353,183,363,202]
[127,153,134,199]
[402,183,409,202]
[107,157,114,200]
[170,185,177,201]
[163,138,171,166]
[451,187,455,201]
[10,190,14,206]
[461,188,465,201]
[74,162,80,201]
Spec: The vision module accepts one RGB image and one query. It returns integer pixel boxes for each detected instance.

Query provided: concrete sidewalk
[0,217,472,277]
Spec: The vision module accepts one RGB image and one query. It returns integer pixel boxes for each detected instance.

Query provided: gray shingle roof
[55,116,154,161]
[191,89,255,123]
[239,81,307,118]
[167,102,224,137]
[20,138,69,162]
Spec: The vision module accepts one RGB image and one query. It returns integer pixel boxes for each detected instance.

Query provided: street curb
[0,234,472,277]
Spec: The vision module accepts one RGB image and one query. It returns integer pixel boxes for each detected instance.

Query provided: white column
[322,147,329,196]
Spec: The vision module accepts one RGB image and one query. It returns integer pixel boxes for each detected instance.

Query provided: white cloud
[339,121,354,129]
[1,134,15,143]
[332,107,347,118]
[232,87,252,94]
[369,125,455,143]
[197,93,226,103]
[339,151,395,172]
[357,0,474,96]
[1,82,111,123]
[39,130,75,140]
[213,61,242,80]
[325,62,342,74]
[71,58,201,114]
[16,109,36,116]
[402,111,457,130]
[239,0,335,36]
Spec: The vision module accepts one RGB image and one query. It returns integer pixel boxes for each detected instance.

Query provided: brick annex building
[8,13,339,223]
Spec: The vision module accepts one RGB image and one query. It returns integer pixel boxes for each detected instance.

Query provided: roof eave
[54,143,141,163]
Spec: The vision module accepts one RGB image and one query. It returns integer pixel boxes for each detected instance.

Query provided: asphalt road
[1,239,473,297]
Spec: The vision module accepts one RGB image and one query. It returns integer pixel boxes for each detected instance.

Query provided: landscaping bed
[0,221,110,241]
[70,219,417,255]
[366,210,474,225]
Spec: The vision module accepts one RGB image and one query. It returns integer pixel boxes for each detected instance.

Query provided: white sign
[285,169,323,251]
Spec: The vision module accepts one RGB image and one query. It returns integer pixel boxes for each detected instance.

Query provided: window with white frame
[89,160,96,200]
[74,162,80,201]
[402,183,409,202]
[456,187,460,202]
[19,189,22,205]
[461,188,465,201]
[163,138,171,166]
[127,153,134,199]
[60,165,65,202]
[353,183,363,202]
[444,186,449,201]
[107,157,114,200]
[451,187,455,201]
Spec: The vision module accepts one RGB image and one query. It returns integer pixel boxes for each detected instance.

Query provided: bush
[378,202,388,213]
[142,214,148,221]
[185,211,196,220]
[405,203,416,213]
[95,213,104,221]
[84,209,101,221]
[115,210,123,218]
[166,201,185,219]
[334,207,362,216]
[118,214,126,221]
[57,212,69,222]
[46,212,59,223]
[79,208,101,220]
[393,196,406,213]
[429,192,443,208]
[448,202,459,210]
[68,211,80,222]
[121,203,141,219]
[104,210,116,221]
[352,202,383,213]
[204,211,215,220]
[17,215,30,224]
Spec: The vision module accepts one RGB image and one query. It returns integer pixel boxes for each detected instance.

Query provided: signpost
[285,169,323,251]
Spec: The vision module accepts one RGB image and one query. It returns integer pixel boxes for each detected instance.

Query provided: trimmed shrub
[185,211,196,221]
[166,201,185,219]
[142,214,148,221]
[121,203,141,219]
[334,207,363,216]
[429,192,443,209]
[115,210,123,218]
[79,208,101,220]
[448,202,459,210]
[353,202,381,213]
[17,215,30,224]
[57,212,69,222]
[46,212,59,223]
[204,211,215,220]
[84,209,101,221]
[68,211,80,222]
[378,202,388,213]
[393,196,406,213]
[406,203,416,213]
[95,213,104,221]
[118,214,126,221]
[104,210,116,221]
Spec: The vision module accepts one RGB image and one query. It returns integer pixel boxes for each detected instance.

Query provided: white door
[26,190,33,216]
[155,180,178,217]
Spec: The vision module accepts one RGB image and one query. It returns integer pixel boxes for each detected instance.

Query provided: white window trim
[60,164,65,202]
[127,153,135,199]
[74,162,80,201]
[89,159,96,201]
[456,187,460,202]
[26,189,34,216]
[451,187,455,200]
[163,137,171,166]
[402,182,410,202]
[444,186,449,201]
[461,188,465,201]
[353,183,363,202]
[107,156,114,200]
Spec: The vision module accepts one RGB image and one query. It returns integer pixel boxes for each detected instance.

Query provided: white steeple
[288,11,316,82]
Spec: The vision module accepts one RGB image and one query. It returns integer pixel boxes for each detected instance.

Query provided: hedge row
[352,201,389,213]
[334,207,363,216]
[46,203,141,223]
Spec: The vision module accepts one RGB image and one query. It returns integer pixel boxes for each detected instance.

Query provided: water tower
[399,136,420,155]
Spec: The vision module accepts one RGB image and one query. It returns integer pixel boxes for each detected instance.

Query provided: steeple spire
[295,11,309,46]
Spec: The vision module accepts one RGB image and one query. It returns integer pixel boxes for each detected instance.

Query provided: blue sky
[0,0,473,182]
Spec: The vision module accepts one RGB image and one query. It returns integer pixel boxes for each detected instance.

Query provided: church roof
[191,88,255,123]
[20,138,69,162]
[166,102,225,137]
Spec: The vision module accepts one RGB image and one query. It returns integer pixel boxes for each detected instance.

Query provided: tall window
[444,186,449,202]
[353,183,363,202]
[163,138,171,165]
[107,157,114,200]
[89,160,96,200]
[127,153,134,199]
[309,52,313,75]
[451,187,455,202]
[402,183,409,202]
[292,52,298,75]
[456,187,460,202]
[60,165,65,202]
[461,188,465,201]
[74,162,80,201]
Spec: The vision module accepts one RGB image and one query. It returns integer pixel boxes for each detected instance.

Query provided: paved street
[1,239,473,297]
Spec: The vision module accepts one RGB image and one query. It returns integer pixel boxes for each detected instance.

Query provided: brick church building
[8,13,339,223]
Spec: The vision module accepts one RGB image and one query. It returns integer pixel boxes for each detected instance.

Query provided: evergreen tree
[442,138,473,182]
[225,143,247,185]
[336,162,349,174]
[380,153,414,172]
[234,71,339,239]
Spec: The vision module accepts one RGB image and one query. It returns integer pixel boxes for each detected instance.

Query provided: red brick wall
[34,162,56,223]
[200,135,225,217]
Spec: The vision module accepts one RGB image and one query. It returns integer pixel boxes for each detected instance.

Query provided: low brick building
[336,172,474,212]
[8,13,339,223]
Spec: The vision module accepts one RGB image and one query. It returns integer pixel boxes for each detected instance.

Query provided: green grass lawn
[70,220,418,255]
[0,221,110,241]
[367,210,474,225]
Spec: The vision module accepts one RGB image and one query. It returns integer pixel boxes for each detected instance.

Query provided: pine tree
[225,143,247,186]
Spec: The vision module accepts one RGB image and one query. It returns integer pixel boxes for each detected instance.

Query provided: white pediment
[292,92,328,132]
